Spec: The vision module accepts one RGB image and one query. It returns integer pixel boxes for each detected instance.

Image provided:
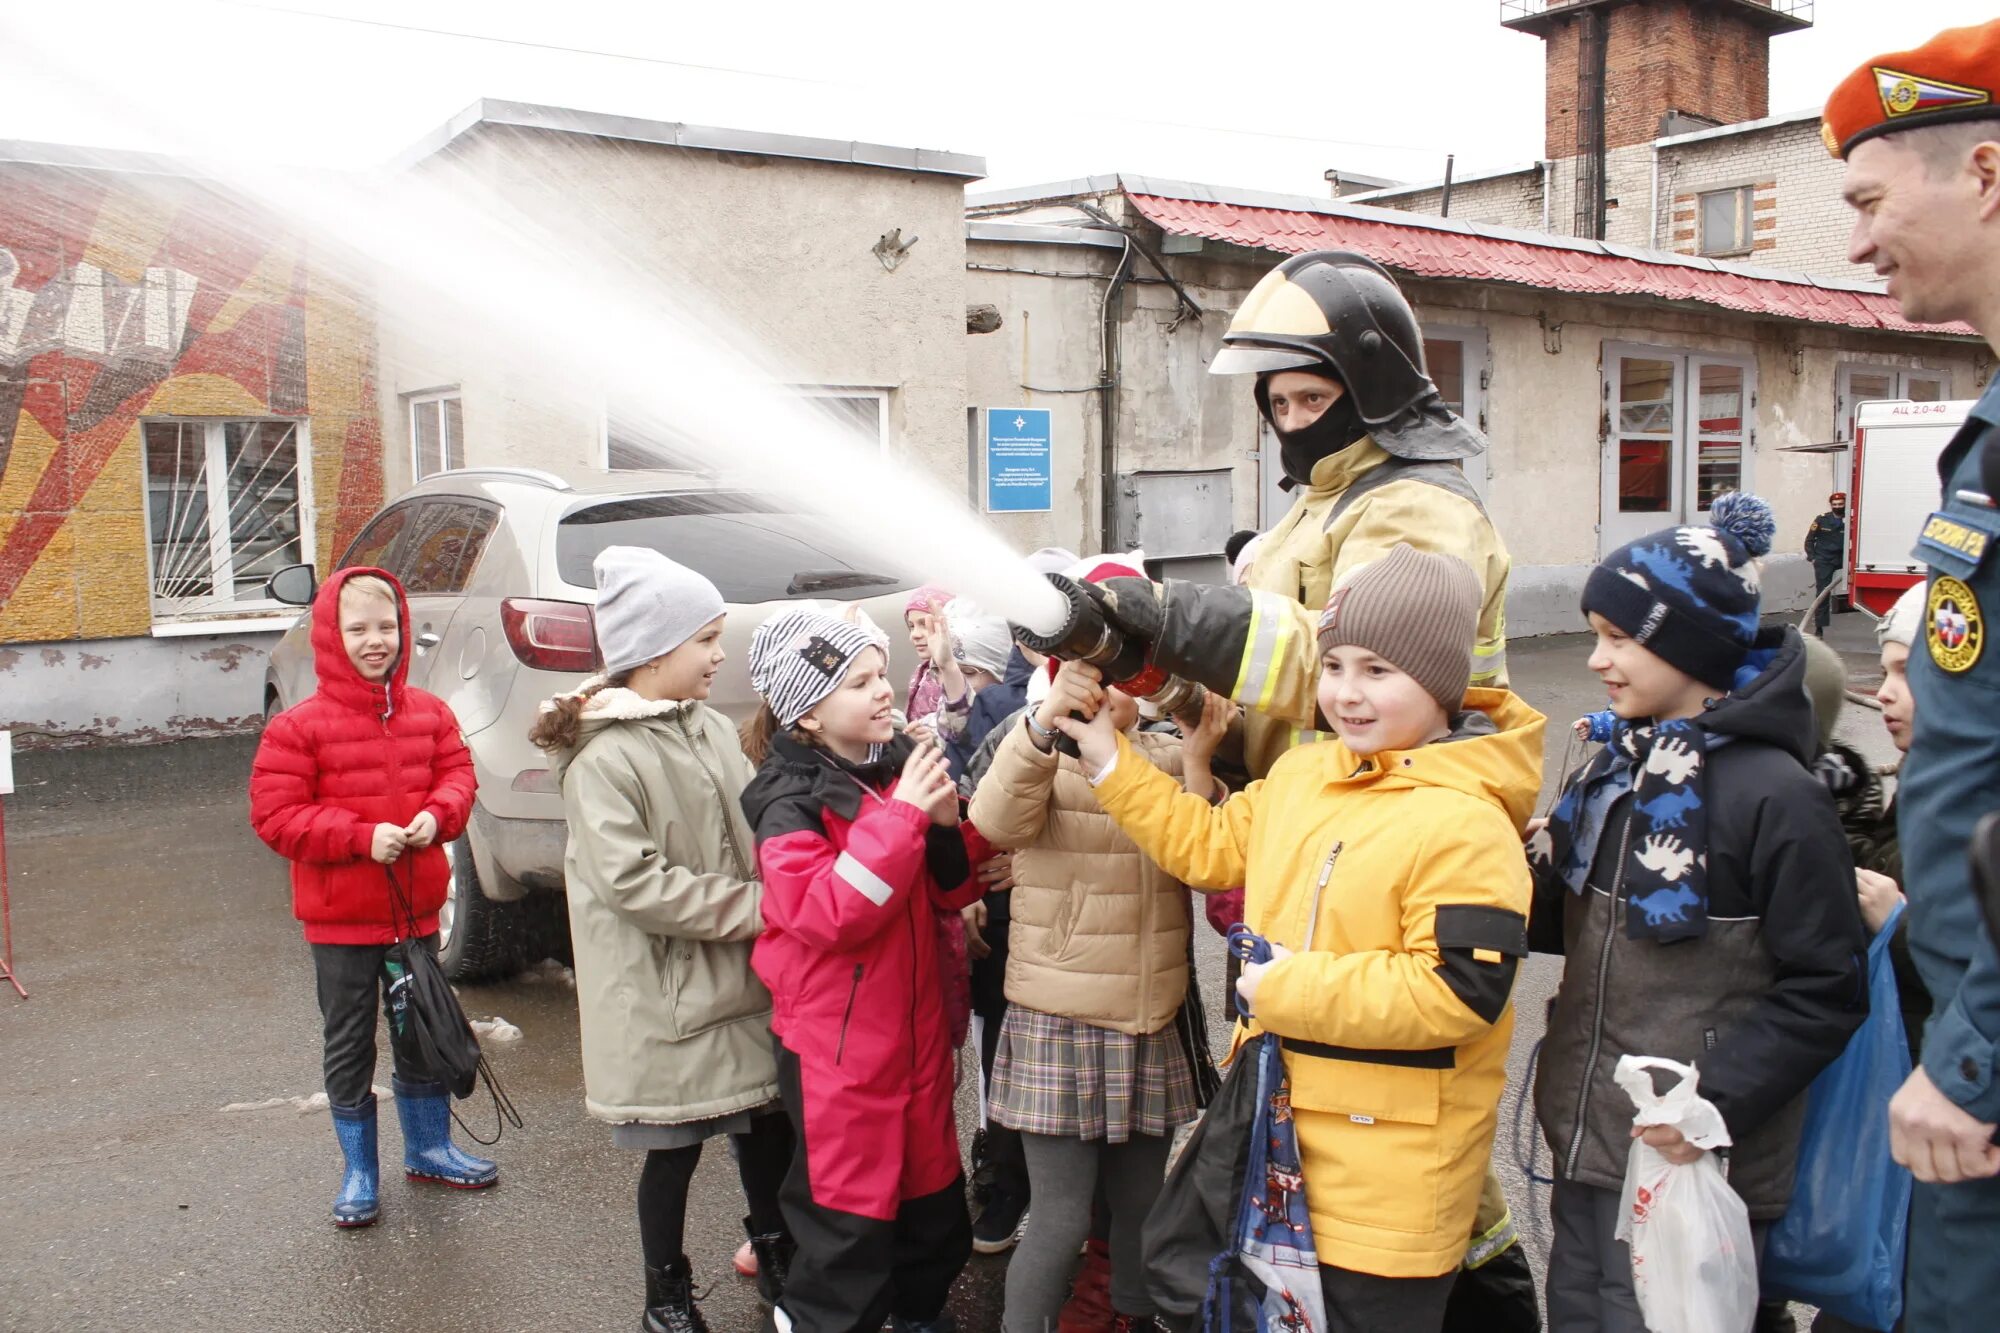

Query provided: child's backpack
[1142,928,1325,1332]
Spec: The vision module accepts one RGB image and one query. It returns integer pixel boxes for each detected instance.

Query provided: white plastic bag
[1612,1055,1759,1333]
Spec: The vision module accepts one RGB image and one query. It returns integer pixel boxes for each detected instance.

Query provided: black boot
[744,1214,794,1306]
[641,1257,711,1333]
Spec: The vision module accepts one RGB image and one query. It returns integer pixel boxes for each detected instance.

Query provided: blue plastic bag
[1762,902,1913,1330]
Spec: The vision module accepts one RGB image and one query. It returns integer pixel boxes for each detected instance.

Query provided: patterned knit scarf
[1544,718,1712,942]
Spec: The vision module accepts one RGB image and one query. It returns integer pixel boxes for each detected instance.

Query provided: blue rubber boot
[392,1075,497,1188]
[328,1095,381,1227]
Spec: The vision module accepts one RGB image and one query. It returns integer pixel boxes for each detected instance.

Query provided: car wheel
[435,832,533,983]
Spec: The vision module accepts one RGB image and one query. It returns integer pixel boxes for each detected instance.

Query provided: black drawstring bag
[385,865,521,1141]
[1142,1036,1263,1330]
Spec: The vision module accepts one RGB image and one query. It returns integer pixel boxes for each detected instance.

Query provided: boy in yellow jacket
[1056,544,1544,1331]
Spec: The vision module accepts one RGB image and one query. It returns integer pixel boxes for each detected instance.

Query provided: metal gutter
[392,97,986,180]
[1651,107,1821,149]
[964,220,1128,249]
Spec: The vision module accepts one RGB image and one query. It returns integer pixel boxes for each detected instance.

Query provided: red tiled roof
[1127,193,1971,338]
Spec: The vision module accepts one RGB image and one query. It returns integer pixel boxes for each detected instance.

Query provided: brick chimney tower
[1502,0,1812,237]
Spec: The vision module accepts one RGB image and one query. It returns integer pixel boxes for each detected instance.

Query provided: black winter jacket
[1530,627,1869,1217]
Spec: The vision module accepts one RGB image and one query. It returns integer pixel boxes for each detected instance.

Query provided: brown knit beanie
[1316,544,1483,711]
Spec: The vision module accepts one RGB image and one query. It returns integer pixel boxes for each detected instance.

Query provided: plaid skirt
[989,1003,1200,1143]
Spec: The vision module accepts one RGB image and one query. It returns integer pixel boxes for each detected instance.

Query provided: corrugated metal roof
[1125,192,1971,338]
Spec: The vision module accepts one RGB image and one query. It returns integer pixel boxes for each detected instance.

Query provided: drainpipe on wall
[1540,160,1553,234]
[1098,235,1135,553]
[1649,142,1660,249]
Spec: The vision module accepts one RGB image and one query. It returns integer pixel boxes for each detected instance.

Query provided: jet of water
[6,21,1070,634]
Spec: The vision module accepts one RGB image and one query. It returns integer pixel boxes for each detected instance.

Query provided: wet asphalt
[0,613,1892,1332]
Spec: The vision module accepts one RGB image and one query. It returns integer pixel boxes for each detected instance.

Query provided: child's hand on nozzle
[1052,703,1120,772]
[403,810,439,849]
[1035,659,1105,732]
[370,823,409,865]
[1182,690,1240,765]
[1235,941,1293,1012]
[893,743,960,826]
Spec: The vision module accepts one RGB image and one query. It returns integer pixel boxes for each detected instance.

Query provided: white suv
[264,467,915,979]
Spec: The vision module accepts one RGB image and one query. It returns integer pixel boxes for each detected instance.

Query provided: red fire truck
[1847,399,1972,615]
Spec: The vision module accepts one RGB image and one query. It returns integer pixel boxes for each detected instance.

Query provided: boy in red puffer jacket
[249,567,486,1228]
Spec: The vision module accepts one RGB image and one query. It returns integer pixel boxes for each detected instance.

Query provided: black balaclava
[1257,370,1368,487]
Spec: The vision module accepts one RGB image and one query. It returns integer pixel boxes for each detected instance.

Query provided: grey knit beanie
[945,597,1014,677]
[1316,544,1482,711]
[592,547,726,676]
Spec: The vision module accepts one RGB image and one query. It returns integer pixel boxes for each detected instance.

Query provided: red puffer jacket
[249,567,477,945]
[742,733,990,1221]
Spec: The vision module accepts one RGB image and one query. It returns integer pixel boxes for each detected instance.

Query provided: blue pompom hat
[1581,492,1776,690]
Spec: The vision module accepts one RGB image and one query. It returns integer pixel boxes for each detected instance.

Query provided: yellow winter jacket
[1090,689,1545,1277]
[1241,438,1511,776]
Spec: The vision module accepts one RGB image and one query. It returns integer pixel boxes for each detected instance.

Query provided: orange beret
[1822,19,2000,159]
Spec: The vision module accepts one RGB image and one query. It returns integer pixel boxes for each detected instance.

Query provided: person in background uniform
[1805,492,1848,636]
[1829,21,2000,1330]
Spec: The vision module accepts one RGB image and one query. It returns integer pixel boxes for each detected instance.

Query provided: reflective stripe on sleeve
[1231,589,1294,711]
[833,850,894,907]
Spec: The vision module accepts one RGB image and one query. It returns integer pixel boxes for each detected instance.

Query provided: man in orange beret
[1831,19,2000,1331]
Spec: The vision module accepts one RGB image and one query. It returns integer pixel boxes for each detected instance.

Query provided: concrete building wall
[963,228,1259,558]
[377,124,975,505]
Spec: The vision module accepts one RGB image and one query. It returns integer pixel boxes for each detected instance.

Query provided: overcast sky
[3,1,1996,197]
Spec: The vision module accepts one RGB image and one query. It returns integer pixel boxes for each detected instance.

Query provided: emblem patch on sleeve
[1927,576,1984,674]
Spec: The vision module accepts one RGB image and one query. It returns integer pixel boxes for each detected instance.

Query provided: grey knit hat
[1316,544,1482,711]
[748,607,881,728]
[592,547,726,676]
[1877,582,1927,651]
[945,597,1014,677]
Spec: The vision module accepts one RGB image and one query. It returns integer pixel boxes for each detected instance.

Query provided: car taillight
[500,598,600,672]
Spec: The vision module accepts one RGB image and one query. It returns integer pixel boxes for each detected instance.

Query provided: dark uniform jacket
[1530,630,1870,1219]
[1805,508,1847,567]
[1899,376,2000,1124]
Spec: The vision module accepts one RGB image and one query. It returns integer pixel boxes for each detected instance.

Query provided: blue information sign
[984,408,1052,513]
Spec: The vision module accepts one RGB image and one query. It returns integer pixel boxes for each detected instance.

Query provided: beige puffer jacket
[968,716,1191,1035]
[547,687,777,1126]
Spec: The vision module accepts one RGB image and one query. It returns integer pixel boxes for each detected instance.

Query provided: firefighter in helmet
[1173,250,1512,776]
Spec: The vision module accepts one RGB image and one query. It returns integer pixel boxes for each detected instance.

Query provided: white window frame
[407,390,463,481]
[600,385,891,471]
[1600,342,1756,557]
[794,386,891,456]
[1698,185,1755,257]
[1423,325,1490,502]
[139,416,316,630]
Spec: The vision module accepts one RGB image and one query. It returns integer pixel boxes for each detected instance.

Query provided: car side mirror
[267,563,318,606]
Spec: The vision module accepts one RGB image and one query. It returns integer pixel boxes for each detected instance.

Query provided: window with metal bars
[141,418,312,622]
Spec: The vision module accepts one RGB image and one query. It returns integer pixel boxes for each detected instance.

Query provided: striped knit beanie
[748,608,881,729]
[1317,544,1482,711]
